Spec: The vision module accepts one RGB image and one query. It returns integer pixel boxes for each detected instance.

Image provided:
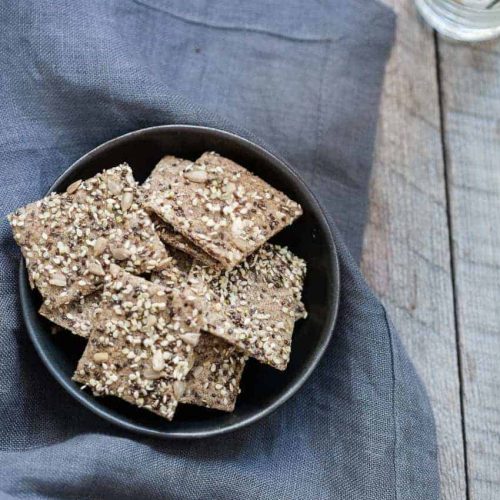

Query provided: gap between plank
[433,30,471,500]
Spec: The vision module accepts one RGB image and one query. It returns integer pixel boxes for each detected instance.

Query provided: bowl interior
[20,126,339,438]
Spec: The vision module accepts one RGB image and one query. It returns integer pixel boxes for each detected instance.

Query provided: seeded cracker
[151,258,248,412]
[73,266,204,421]
[143,152,303,270]
[190,244,307,370]
[38,250,187,338]
[8,165,169,307]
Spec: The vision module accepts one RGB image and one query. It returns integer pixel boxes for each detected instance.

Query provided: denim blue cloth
[0,1,440,499]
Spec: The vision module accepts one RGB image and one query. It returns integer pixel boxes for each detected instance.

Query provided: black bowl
[19,125,339,438]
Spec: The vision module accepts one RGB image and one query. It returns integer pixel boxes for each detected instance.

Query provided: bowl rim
[19,124,340,439]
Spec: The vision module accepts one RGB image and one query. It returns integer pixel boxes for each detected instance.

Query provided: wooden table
[362,2,500,498]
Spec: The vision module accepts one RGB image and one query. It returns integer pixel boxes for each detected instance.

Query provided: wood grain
[362,2,466,498]
[437,37,500,500]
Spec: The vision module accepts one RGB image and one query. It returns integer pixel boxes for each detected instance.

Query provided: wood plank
[437,37,500,500]
[361,2,466,498]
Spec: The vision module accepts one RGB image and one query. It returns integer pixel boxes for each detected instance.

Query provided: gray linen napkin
[0,1,440,499]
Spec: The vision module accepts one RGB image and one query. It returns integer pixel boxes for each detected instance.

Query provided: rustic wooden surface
[437,37,500,499]
[361,1,500,498]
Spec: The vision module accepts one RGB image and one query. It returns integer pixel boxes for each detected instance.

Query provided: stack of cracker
[9,152,307,420]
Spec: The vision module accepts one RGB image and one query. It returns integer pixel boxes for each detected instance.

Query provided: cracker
[143,153,302,270]
[39,250,189,339]
[152,259,247,412]
[190,244,306,370]
[9,164,169,307]
[181,332,247,412]
[72,266,204,421]
[151,213,220,267]
[39,292,102,338]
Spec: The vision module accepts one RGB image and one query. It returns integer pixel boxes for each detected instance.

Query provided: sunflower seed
[66,179,82,194]
[143,367,163,380]
[121,191,133,212]
[88,260,105,276]
[49,273,67,287]
[184,169,208,183]
[179,332,200,346]
[94,237,108,256]
[152,350,165,371]
[111,247,129,261]
[93,352,109,363]
[109,263,121,278]
[192,365,204,379]
[173,380,186,399]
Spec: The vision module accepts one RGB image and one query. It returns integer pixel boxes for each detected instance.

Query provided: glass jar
[415,0,500,41]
